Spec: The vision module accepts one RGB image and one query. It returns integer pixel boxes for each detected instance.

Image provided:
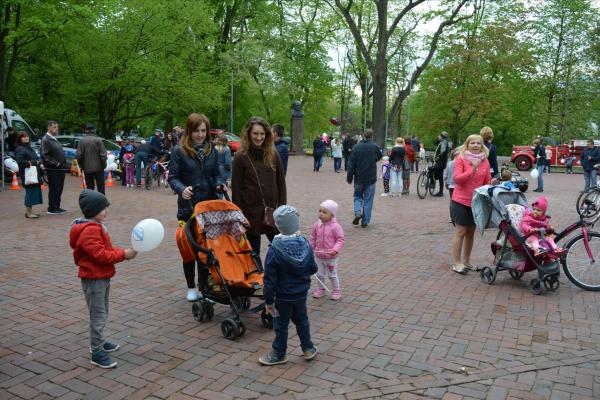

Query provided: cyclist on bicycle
[135,139,162,188]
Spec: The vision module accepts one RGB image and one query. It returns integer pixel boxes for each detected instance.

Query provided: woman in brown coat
[231,117,287,255]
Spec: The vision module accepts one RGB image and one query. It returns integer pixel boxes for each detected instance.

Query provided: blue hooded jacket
[263,235,318,305]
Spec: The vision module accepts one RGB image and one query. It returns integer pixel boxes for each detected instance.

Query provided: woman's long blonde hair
[239,117,276,170]
[459,134,489,157]
[181,113,212,158]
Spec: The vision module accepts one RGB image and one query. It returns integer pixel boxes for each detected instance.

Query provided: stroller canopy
[194,201,248,241]
[472,185,529,234]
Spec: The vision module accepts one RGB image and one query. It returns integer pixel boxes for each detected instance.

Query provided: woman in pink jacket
[310,200,345,300]
[451,134,491,274]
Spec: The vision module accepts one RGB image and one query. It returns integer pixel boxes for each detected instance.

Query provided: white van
[3,108,37,140]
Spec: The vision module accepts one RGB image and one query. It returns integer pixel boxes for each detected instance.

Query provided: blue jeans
[584,169,597,192]
[81,278,110,352]
[333,157,341,172]
[313,155,322,171]
[536,164,544,190]
[135,151,149,185]
[353,182,376,225]
[272,298,313,357]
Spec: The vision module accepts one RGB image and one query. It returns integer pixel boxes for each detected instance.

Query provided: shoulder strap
[246,154,267,208]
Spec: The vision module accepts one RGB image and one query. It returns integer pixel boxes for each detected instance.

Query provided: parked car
[210,129,241,153]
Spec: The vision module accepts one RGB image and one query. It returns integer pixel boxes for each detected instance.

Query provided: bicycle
[576,186,600,223]
[416,155,435,199]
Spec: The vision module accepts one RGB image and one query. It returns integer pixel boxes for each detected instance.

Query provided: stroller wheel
[543,275,560,292]
[205,302,214,321]
[480,267,497,284]
[261,309,274,329]
[238,321,246,337]
[221,318,240,340]
[530,278,543,295]
[509,269,524,280]
[192,301,206,322]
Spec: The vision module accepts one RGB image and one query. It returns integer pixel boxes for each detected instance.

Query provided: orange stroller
[176,199,273,340]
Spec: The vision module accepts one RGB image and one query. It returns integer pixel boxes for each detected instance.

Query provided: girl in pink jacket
[520,196,565,257]
[310,200,345,300]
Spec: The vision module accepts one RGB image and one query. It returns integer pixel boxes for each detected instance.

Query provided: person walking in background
[312,135,326,172]
[231,117,287,256]
[480,127,498,180]
[273,124,289,176]
[545,146,552,175]
[134,139,161,188]
[347,129,382,228]
[451,135,491,274]
[342,133,354,171]
[14,131,44,218]
[532,138,545,192]
[215,134,232,197]
[331,137,343,173]
[389,138,405,197]
[581,139,600,192]
[431,131,450,197]
[77,124,108,194]
[402,137,416,194]
[411,136,421,172]
[41,120,68,215]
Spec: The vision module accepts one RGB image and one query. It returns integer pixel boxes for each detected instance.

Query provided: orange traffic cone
[106,170,114,187]
[80,172,87,189]
[10,172,21,190]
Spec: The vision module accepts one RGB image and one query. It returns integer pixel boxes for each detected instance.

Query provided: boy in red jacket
[69,189,137,368]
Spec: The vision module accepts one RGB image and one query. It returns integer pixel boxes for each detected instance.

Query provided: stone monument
[290,100,304,155]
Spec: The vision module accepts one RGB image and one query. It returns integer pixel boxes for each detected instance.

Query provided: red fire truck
[511,139,597,171]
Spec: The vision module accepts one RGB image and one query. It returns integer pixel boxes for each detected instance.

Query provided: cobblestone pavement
[1,157,599,400]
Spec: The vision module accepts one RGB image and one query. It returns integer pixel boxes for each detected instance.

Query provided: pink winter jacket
[309,217,345,260]
[520,208,551,236]
[452,156,491,207]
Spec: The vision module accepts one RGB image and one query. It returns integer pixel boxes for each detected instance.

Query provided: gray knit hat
[273,205,300,235]
[79,189,109,219]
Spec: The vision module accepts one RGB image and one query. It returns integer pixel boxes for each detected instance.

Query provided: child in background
[565,156,576,174]
[260,205,318,366]
[520,196,566,257]
[123,144,136,187]
[381,156,391,197]
[310,200,344,300]
[445,149,459,223]
[69,190,137,368]
[498,168,517,190]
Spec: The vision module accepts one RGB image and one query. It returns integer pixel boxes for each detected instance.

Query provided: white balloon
[4,157,18,172]
[107,153,115,164]
[530,168,539,179]
[107,162,118,171]
[131,218,164,252]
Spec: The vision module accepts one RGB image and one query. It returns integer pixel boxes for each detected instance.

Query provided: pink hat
[532,196,548,214]
[320,199,338,216]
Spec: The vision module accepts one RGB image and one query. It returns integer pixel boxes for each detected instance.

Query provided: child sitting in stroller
[520,196,565,257]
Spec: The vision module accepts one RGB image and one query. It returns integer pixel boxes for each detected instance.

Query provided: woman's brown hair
[239,117,276,170]
[16,131,29,145]
[180,113,212,158]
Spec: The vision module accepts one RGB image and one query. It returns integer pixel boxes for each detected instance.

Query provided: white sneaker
[186,289,199,302]
[381,193,388,197]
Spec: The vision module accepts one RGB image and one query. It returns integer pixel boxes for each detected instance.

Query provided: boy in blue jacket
[259,205,318,365]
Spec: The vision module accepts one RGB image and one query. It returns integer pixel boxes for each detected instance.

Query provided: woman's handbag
[24,163,39,185]
[246,155,276,228]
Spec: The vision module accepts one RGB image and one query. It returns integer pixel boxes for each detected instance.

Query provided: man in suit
[41,120,67,214]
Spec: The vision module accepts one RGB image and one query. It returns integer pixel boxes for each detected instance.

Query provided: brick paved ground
[1,157,599,400]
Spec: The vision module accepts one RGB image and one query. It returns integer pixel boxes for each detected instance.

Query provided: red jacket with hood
[69,219,126,279]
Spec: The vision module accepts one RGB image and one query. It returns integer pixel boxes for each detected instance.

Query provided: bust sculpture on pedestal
[290,100,304,154]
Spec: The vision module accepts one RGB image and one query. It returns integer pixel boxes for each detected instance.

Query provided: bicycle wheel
[576,188,600,221]
[155,168,161,187]
[428,175,436,196]
[144,166,152,190]
[561,231,600,291]
[416,171,428,199]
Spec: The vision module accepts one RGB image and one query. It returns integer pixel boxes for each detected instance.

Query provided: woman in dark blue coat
[312,136,326,172]
[168,113,226,302]
[14,131,44,218]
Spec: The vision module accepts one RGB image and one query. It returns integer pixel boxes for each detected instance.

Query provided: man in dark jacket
[342,133,354,171]
[77,124,108,194]
[581,139,600,192]
[347,129,382,227]
[431,131,450,196]
[41,120,68,214]
[273,124,289,175]
[532,138,546,192]
[134,140,162,187]
[411,136,420,172]
[260,205,318,366]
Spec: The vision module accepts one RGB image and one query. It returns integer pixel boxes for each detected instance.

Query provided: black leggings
[247,232,275,256]
[183,261,209,290]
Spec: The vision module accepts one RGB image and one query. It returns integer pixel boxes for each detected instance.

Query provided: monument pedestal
[290,117,304,155]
